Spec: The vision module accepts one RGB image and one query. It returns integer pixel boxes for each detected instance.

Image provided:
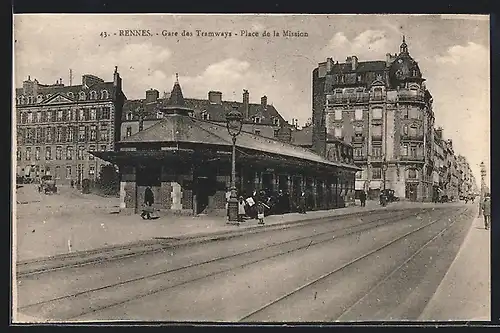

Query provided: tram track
[16,208,415,277]
[238,207,469,322]
[18,208,445,320]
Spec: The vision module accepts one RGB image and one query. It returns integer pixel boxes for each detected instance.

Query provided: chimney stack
[351,56,358,71]
[243,89,249,119]
[208,91,222,105]
[261,95,267,108]
[146,88,160,104]
[435,127,443,140]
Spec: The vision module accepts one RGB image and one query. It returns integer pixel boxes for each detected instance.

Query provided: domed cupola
[389,36,424,88]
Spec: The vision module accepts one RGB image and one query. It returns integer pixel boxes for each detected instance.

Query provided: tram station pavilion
[93,80,360,216]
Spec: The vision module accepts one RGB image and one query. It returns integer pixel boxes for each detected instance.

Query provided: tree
[98,164,119,195]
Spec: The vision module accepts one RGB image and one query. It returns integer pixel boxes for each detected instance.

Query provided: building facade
[15,67,126,184]
[312,37,435,201]
[120,85,293,143]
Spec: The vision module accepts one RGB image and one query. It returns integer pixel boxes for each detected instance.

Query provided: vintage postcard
[12,14,490,323]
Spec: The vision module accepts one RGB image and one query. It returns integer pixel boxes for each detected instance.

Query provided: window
[373,87,383,100]
[372,108,382,120]
[55,127,62,142]
[274,129,279,137]
[79,92,86,100]
[402,144,408,156]
[56,146,62,160]
[66,146,73,160]
[27,112,33,123]
[403,124,408,136]
[202,112,210,120]
[410,145,417,158]
[102,107,111,119]
[78,146,85,160]
[372,146,382,158]
[90,125,97,141]
[273,118,280,126]
[409,125,418,137]
[78,126,85,142]
[79,109,84,121]
[35,147,40,160]
[67,127,74,142]
[126,126,132,137]
[45,127,52,143]
[100,145,107,152]
[100,124,109,141]
[90,108,97,120]
[372,167,382,179]
[17,150,21,161]
[408,169,417,179]
[355,109,363,121]
[101,90,109,99]
[334,127,342,138]
[402,108,409,119]
[66,165,72,179]
[89,165,95,177]
[126,112,133,121]
[25,147,31,161]
[45,147,52,160]
[354,147,363,157]
[35,128,42,143]
[55,166,61,179]
[254,117,261,124]
[334,109,342,121]
[356,171,363,179]
[56,110,63,121]
[90,91,97,100]
[254,129,261,136]
[36,111,41,123]
[88,145,95,160]
[372,124,382,138]
[68,92,74,99]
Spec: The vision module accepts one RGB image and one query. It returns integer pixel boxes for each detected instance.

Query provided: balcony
[327,93,370,105]
[401,134,424,141]
[353,155,366,161]
[397,90,426,103]
[400,155,425,162]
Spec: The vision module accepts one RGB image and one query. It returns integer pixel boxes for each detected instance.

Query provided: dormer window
[126,112,133,121]
[201,111,210,120]
[37,95,43,103]
[156,111,164,119]
[101,90,109,99]
[67,92,74,99]
[254,117,261,124]
[90,91,97,100]
[273,118,280,126]
[79,91,86,100]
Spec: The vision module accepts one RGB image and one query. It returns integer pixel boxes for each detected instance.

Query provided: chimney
[261,95,267,108]
[146,88,159,104]
[435,127,443,140]
[208,91,222,105]
[243,89,249,119]
[345,56,352,64]
[326,57,334,72]
[351,56,358,71]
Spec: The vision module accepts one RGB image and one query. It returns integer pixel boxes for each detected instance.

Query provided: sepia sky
[13,14,490,187]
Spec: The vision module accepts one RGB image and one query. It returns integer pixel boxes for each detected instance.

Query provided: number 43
[100,32,108,38]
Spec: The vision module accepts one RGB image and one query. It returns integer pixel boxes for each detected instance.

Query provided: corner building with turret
[312,37,435,201]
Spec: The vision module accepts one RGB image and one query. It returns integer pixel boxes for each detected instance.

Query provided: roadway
[16,204,475,322]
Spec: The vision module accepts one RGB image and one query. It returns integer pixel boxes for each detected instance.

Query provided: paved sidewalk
[419,207,490,321]
[15,184,449,262]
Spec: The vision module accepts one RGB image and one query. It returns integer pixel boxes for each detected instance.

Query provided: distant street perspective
[13,14,490,323]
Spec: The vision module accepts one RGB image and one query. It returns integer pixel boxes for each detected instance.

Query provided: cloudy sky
[13,14,490,186]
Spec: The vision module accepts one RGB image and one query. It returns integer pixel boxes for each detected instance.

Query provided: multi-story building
[15,67,126,184]
[312,37,435,201]
[457,155,474,198]
[120,83,292,142]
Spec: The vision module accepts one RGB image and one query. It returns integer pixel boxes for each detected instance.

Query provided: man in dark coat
[141,186,154,219]
[359,190,367,207]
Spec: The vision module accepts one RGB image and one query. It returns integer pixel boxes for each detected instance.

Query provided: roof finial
[175,73,179,83]
[114,66,118,73]
[402,35,406,43]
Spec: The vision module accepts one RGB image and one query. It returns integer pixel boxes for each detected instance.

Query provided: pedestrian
[360,190,367,207]
[257,201,265,225]
[70,179,74,188]
[481,195,491,230]
[299,191,307,214]
[141,186,154,220]
[238,196,246,222]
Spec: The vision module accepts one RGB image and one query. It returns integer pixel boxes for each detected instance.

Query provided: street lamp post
[226,106,243,225]
[382,159,388,191]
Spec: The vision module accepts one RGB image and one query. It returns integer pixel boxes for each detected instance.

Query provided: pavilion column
[312,177,318,210]
[120,165,137,214]
[254,171,262,193]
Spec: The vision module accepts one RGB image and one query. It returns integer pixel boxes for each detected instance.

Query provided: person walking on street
[299,191,307,214]
[141,186,155,220]
[481,195,491,230]
[257,201,266,225]
[360,190,367,207]
[238,196,246,222]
